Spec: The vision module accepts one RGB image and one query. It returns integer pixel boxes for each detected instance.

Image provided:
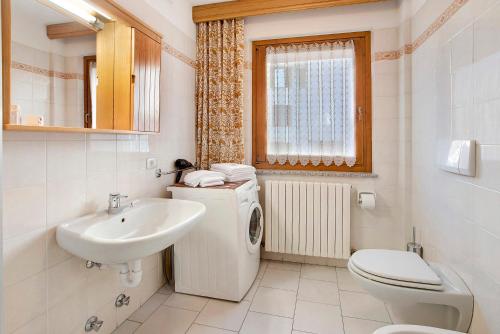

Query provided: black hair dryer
[174,159,195,183]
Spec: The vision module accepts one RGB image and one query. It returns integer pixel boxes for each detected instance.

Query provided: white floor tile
[243,278,260,302]
[195,300,250,331]
[250,287,296,318]
[165,293,209,312]
[257,261,268,279]
[343,317,388,334]
[240,311,293,334]
[336,268,365,293]
[129,293,169,323]
[135,306,197,334]
[157,284,174,295]
[297,278,339,305]
[340,291,391,323]
[261,269,300,291]
[301,264,337,282]
[187,324,236,334]
[267,261,302,272]
[112,320,141,334]
[293,300,344,334]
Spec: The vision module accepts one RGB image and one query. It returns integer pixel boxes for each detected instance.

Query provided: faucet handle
[108,193,128,210]
[110,193,128,198]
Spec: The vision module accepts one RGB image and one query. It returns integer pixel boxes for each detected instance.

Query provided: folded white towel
[199,179,224,187]
[225,174,256,182]
[210,163,256,176]
[198,175,225,187]
[184,170,225,187]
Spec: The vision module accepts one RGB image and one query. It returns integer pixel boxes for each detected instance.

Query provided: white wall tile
[3,185,46,240]
[46,179,87,226]
[11,314,47,334]
[4,141,46,188]
[46,140,86,182]
[4,272,47,333]
[3,228,46,286]
[47,257,88,309]
[47,289,88,334]
[46,226,72,268]
[411,0,500,332]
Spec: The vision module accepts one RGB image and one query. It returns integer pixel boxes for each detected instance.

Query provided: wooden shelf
[3,124,158,135]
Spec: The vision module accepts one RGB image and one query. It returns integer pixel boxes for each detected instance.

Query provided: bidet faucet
[108,193,128,214]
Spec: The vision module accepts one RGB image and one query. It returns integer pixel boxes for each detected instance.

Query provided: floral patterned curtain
[196,19,245,169]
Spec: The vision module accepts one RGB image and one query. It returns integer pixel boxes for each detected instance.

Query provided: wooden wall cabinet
[97,22,161,132]
[132,29,161,132]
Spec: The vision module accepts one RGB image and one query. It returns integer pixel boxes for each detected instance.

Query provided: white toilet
[348,249,473,332]
[374,324,465,334]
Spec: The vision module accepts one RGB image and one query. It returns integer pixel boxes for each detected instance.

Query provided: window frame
[252,31,372,173]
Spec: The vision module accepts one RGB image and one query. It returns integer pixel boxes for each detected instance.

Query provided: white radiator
[264,181,351,259]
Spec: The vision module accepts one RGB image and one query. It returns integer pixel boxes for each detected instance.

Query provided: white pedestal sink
[56,198,206,286]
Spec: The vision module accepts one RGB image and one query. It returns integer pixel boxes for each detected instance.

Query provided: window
[252,32,372,172]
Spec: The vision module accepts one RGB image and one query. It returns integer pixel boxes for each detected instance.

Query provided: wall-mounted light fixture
[39,0,112,30]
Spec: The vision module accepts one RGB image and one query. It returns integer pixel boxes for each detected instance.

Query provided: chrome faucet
[108,193,128,214]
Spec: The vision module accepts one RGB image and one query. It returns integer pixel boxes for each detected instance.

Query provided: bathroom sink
[56,198,206,264]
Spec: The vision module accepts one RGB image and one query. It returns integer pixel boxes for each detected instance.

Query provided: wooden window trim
[252,31,372,173]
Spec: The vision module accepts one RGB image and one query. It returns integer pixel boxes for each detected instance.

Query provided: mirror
[3,0,162,133]
[11,0,98,128]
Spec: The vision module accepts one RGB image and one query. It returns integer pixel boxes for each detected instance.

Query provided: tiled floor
[112,261,392,334]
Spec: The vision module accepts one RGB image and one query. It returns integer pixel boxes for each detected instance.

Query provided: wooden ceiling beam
[46,22,96,40]
[193,0,385,23]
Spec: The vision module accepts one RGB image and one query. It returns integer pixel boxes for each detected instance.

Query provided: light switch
[146,158,158,170]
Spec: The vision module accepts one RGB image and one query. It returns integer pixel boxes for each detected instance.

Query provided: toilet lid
[351,249,442,286]
[349,261,444,291]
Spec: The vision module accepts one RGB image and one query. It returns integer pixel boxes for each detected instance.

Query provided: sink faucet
[108,193,129,214]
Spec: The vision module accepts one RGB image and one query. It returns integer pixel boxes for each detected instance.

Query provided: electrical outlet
[146,158,158,170]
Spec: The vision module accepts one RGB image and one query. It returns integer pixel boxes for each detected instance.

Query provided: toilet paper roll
[359,193,376,209]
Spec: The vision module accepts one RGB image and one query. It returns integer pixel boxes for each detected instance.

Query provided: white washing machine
[167,179,263,301]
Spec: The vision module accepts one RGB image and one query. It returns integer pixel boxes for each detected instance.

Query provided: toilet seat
[350,250,444,291]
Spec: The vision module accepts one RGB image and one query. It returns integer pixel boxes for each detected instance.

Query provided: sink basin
[56,198,206,264]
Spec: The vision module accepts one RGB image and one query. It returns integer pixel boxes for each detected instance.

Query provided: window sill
[255,169,378,178]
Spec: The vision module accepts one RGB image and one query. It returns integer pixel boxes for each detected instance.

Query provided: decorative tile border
[162,42,196,68]
[374,49,402,61]
[412,0,468,52]
[12,61,84,80]
[256,169,378,178]
[374,0,469,61]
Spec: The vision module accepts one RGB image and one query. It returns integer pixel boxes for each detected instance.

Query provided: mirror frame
[1,0,162,134]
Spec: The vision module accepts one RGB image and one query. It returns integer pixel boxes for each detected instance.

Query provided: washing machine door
[246,202,263,253]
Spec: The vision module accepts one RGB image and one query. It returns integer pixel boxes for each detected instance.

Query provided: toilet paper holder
[357,191,376,204]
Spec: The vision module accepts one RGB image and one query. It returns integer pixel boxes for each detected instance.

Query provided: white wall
[409,0,500,333]
[2,0,196,333]
[244,0,409,253]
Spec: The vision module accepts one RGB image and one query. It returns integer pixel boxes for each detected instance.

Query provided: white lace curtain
[266,40,356,167]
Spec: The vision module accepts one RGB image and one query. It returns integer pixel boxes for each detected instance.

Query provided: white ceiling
[190,0,233,5]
